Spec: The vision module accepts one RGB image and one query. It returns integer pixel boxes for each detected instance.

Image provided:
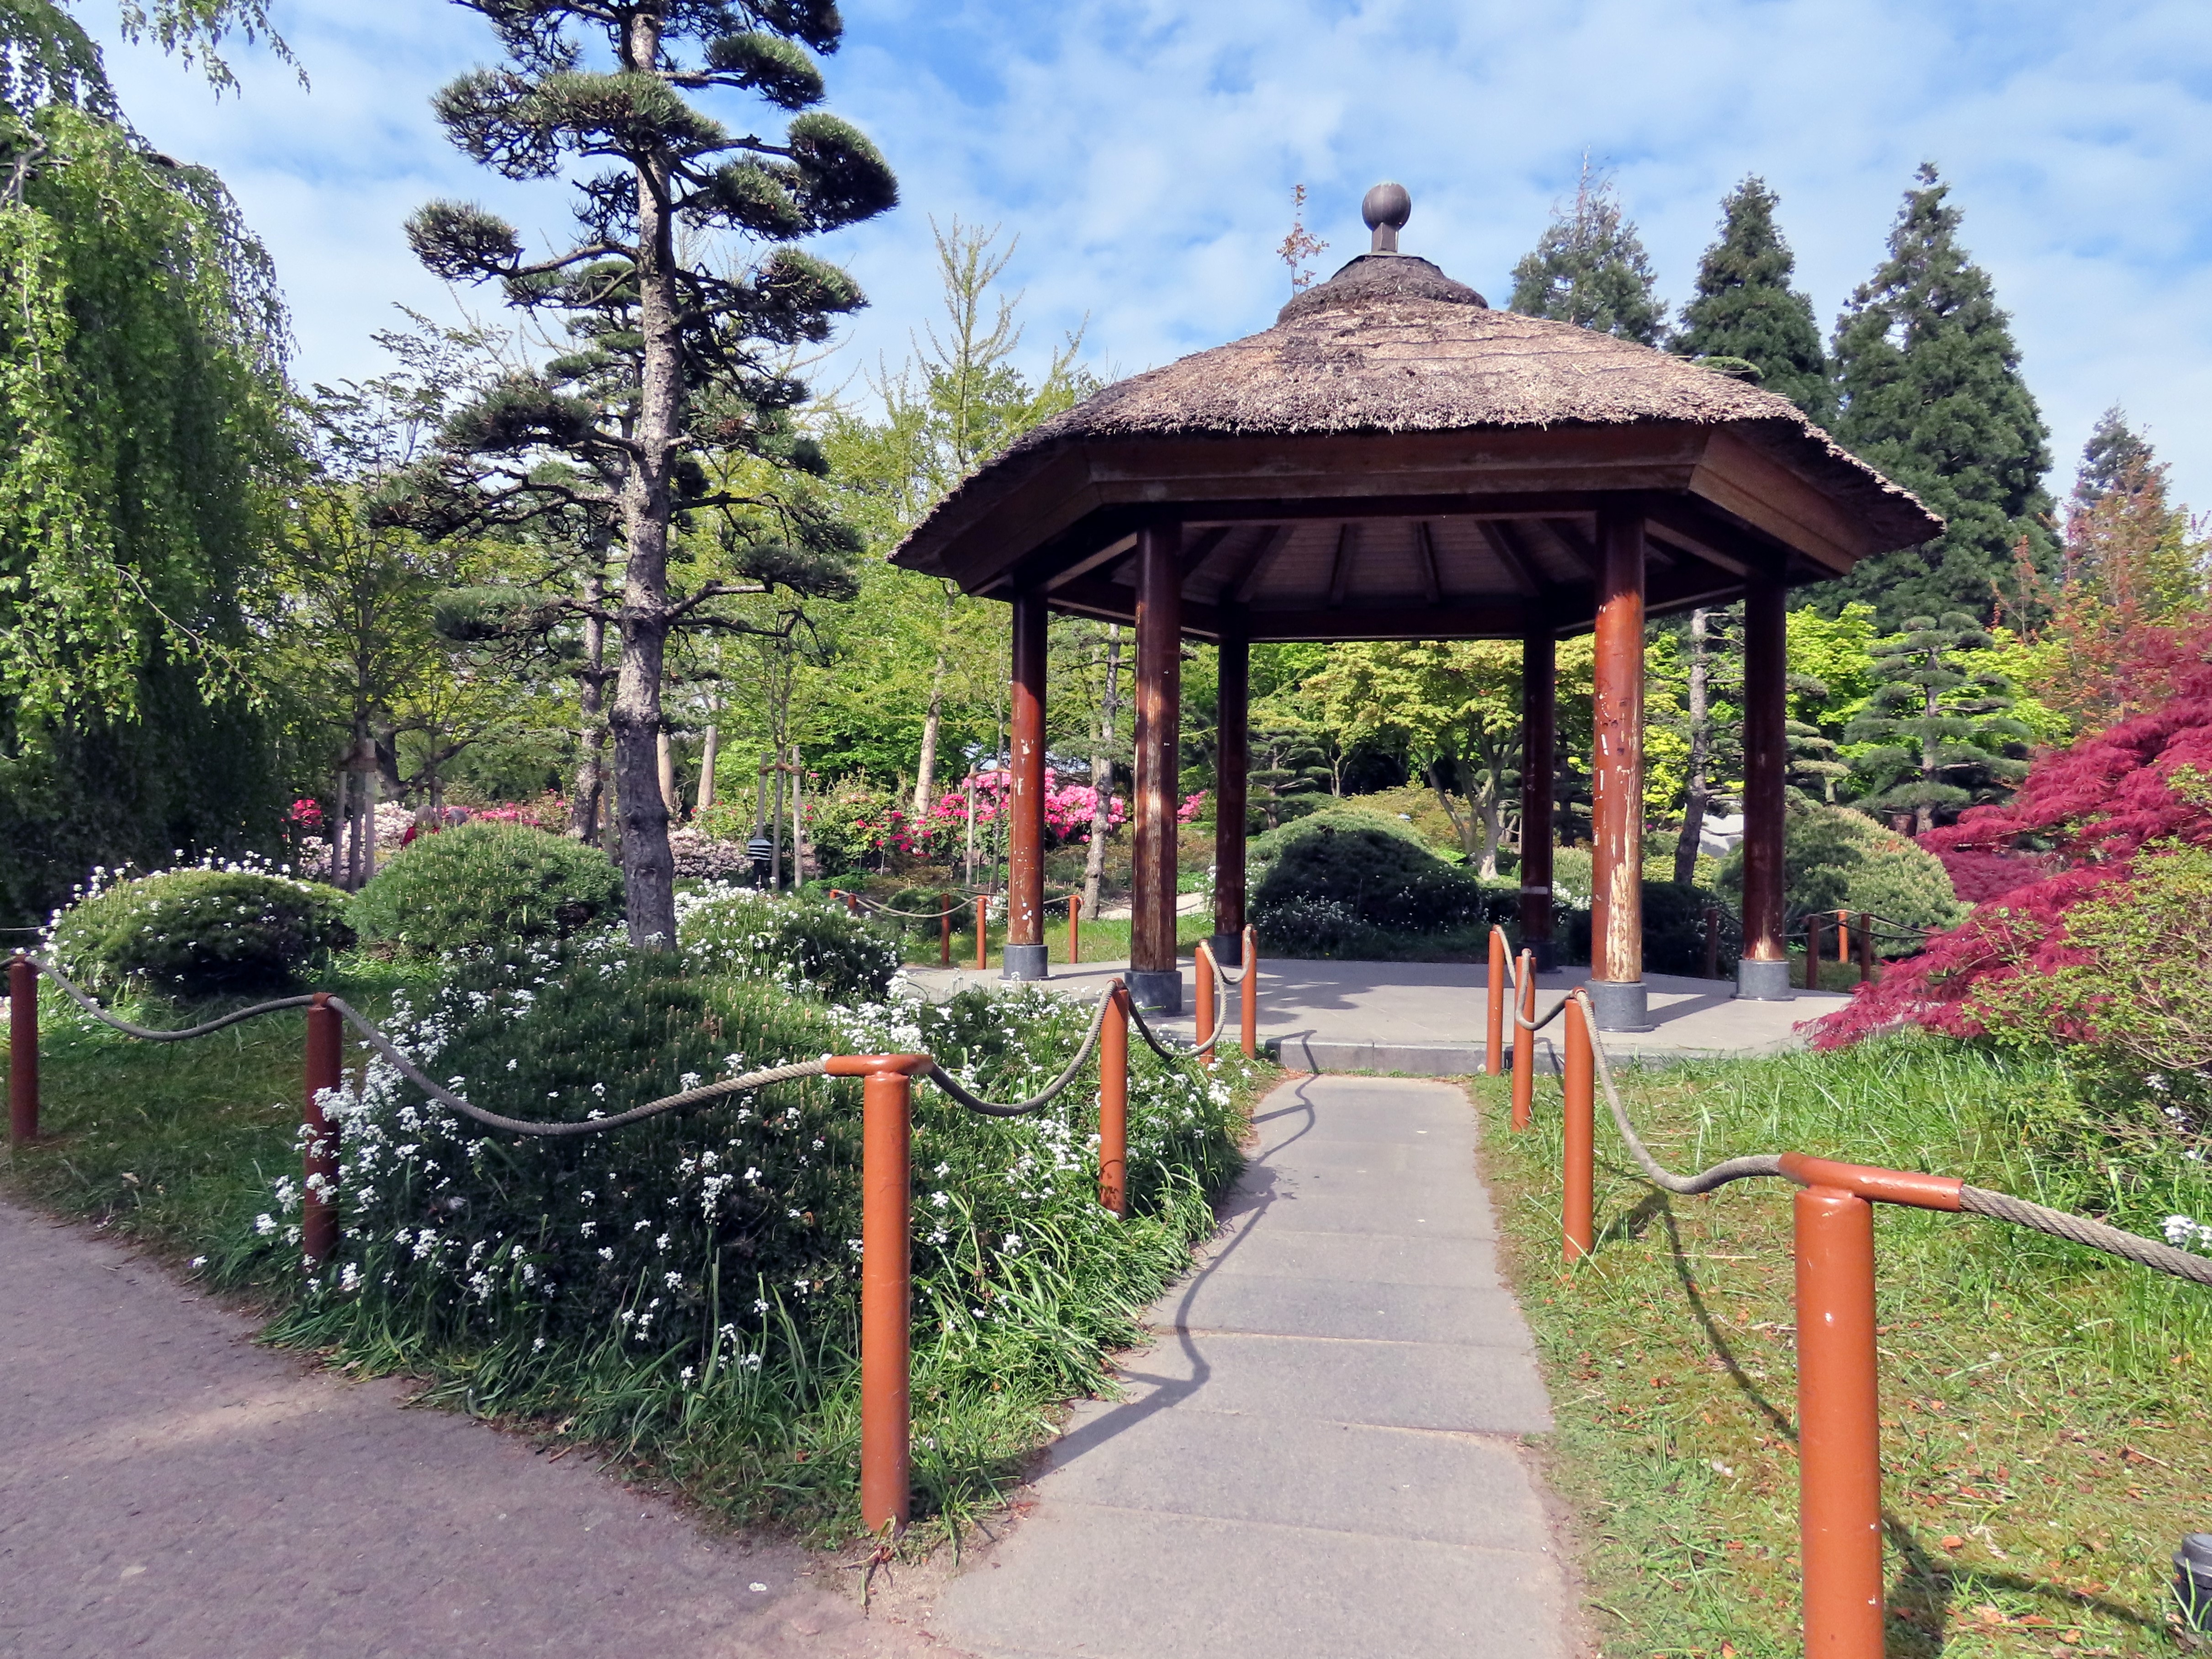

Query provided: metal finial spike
[1362,181,1411,253]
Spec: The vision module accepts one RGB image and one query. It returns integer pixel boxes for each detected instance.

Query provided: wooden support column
[1738,567,1793,999]
[1520,631,1556,970]
[1003,589,1049,981]
[1129,523,1184,1013]
[1588,501,1650,1031]
[1210,618,1249,969]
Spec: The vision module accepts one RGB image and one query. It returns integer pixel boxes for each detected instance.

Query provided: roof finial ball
[1362,181,1411,254]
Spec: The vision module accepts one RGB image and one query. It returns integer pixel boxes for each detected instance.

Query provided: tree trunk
[1917,667,1940,836]
[657,727,678,816]
[1674,607,1713,885]
[358,733,380,885]
[1429,747,1482,866]
[330,763,350,887]
[771,758,785,889]
[696,724,717,811]
[609,5,681,948]
[790,745,807,884]
[570,570,608,842]
[912,652,945,819]
[1082,625,1120,916]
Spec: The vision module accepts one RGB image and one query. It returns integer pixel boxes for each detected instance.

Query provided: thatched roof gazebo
[893,185,1940,1026]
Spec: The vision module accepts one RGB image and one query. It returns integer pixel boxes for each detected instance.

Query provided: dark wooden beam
[1643,493,1789,581]
[1178,525,1233,582]
[1416,522,1443,604]
[1480,521,1546,599]
[1036,530,1137,594]
[1544,518,1602,578]
[1327,524,1357,606]
[1243,600,1534,641]
[1219,524,1291,604]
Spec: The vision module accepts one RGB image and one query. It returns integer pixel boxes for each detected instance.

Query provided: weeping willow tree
[0,2,299,924]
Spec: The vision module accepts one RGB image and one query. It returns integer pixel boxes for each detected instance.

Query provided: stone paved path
[0,1199,939,1659]
[928,1075,1570,1659]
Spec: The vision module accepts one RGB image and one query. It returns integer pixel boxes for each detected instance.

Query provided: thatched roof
[891,245,1941,610]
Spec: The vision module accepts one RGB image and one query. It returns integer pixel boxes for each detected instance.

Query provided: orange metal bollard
[939,894,953,967]
[1510,949,1536,1131]
[1485,928,1506,1076]
[1856,912,1873,984]
[1067,894,1081,965]
[842,889,861,917]
[1795,1183,1885,1656]
[1194,942,1216,1066]
[1098,986,1129,1218]
[1562,994,1594,1261]
[1804,915,1822,990]
[974,895,988,971]
[827,1053,932,1535]
[1240,925,1258,1060]
[302,993,343,1267]
[10,952,39,1146]
[1835,908,1850,965]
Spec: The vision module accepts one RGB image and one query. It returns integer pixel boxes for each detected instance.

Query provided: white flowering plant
[46,857,353,995]
[676,883,902,1002]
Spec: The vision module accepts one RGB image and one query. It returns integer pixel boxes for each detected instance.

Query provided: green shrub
[48,864,352,994]
[1565,879,1726,976]
[1717,797,1965,954]
[678,885,902,1003]
[349,823,625,953]
[1251,821,1510,955]
[1249,803,1428,866]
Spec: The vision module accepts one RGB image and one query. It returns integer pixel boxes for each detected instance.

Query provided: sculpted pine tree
[1829,166,2054,627]
[1674,177,1831,420]
[400,0,896,947]
[1508,159,1665,346]
[1845,613,2031,833]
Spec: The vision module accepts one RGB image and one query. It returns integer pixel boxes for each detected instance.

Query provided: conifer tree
[1673,177,1831,420]
[397,0,897,948]
[2072,407,2154,508]
[1508,159,1665,346]
[1829,165,2054,627]
[1844,612,2032,832]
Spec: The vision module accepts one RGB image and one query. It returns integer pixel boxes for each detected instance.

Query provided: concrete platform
[929,1075,1569,1659]
[902,957,1850,1073]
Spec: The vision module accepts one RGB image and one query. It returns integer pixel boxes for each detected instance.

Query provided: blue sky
[85,0,2212,511]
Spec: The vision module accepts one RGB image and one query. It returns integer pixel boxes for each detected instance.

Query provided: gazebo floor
[900,959,1852,1075]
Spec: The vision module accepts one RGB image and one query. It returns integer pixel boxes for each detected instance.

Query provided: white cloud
[84,0,2212,509]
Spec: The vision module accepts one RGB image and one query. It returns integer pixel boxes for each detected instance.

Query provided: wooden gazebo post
[1519,631,1556,970]
[1003,589,1050,980]
[1210,621,1250,967]
[1737,569,1793,997]
[1129,523,1183,1012]
[1587,502,1650,1031]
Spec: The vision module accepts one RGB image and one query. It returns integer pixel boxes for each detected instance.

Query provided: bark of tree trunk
[912,653,945,820]
[330,764,350,887]
[657,727,678,816]
[696,724,718,812]
[790,746,807,884]
[1674,607,1713,885]
[569,571,609,843]
[609,6,680,948]
[1082,627,1119,917]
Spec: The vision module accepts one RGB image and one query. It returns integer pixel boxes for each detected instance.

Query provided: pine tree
[1673,178,1831,420]
[397,0,897,948]
[1828,165,2055,627]
[2073,407,2154,507]
[1508,159,1665,346]
[1844,613,2032,832]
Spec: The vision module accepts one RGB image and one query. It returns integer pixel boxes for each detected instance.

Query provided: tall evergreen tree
[1673,177,1831,420]
[2071,406,2154,507]
[398,0,897,949]
[1508,159,1665,346]
[1828,165,2054,627]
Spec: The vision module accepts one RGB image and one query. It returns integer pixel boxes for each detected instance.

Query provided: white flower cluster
[2163,1214,2212,1253]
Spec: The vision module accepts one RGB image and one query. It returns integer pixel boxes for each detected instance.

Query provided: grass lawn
[1472,1039,2211,1658]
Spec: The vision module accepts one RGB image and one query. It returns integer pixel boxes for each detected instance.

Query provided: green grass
[1473,1039,2212,1657]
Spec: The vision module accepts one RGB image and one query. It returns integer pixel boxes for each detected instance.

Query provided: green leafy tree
[1845,612,2032,832]
[1828,165,2055,626]
[1673,177,1831,419]
[397,0,897,948]
[1509,158,1665,346]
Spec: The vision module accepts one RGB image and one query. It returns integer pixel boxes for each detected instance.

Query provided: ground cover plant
[1474,1039,2212,1658]
[47,860,353,994]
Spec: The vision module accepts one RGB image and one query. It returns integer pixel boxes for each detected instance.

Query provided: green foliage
[1247,801,1428,865]
[1845,613,2033,831]
[1828,165,2056,625]
[1673,177,1831,419]
[677,885,900,1003]
[1565,879,1723,976]
[48,864,351,993]
[1508,161,1665,345]
[1251,821,1508,956]
[348,823,625,953]
[1717,795,1966,950]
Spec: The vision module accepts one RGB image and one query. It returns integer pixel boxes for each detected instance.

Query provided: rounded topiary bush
[1251,821,1507,956]
[349,823,625,954]
[678,885,902,1003]
[48,864,353,995]
[1718,797,1967,954]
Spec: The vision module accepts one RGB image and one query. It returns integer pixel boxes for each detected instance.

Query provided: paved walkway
[906,957,1849,1072]
[0,1200,935,1659]
[930,1075,1568,1659]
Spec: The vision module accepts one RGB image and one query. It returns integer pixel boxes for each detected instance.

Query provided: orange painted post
[1856,912,1874,984]
[1194,942,1216,1066]
[939,894,953,967]
[1795,1183,1885,1656]
[302,993,343,1268]
[1067,894,1081,965]
[827,1054,930,1535]
[1804,915,1822,990]
[845,890,861,917]
[1562,994,1594,1261]
[1098,986,1129,1218]
[1240,925,1258,1060]
[1834,909,1850,965]
[1703,903,1721,981]
[1485,928,1506,1076]
[974,895,988,971]
[1510,949,1536,1132]
[9,953,38,1146]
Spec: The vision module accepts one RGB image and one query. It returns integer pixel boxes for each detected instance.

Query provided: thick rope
[1126,946,1231,1061]
[21,956,316,1039]
[1578,987,1788,1194]
[1503,948,1575,1035]
[1959,1185,2212,1288]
